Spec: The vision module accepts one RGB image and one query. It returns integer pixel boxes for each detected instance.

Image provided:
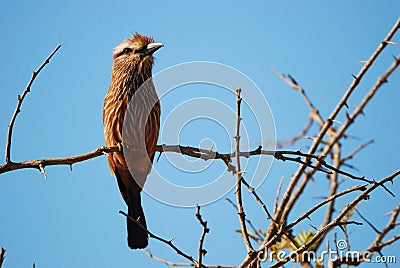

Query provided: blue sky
[0,1,399,267]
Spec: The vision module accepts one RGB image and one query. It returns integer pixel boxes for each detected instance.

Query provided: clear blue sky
[1,1,399,267]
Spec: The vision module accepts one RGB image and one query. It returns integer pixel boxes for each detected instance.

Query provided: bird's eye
[122,47,133,54]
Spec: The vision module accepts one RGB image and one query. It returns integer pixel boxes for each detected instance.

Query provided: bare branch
[196,205,210,268]
[273,176,285,215]
[142,250,194,267]
[355,208,381,234]
[269,170,400,268]
[239,170,400,268]
[5,44,61,164]
[276,118,314,148]
[0,146,119,174]
[234,88,254,253]
[274,19,400,230]
[341,139,374,163]
[286,184,367,230]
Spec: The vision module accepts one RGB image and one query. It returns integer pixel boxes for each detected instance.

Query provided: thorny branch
[5,44,61,164]
[195,205,210,268]
[234,88,254,254]
[239,17,400,267]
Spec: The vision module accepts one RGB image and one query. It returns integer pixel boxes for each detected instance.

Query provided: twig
[272,69,324,126]
[5,44,61,164]
[275,118,314,148]
[341,139,374,163]
[195,205,210,268]
[119,211,199,267]
[234,88,254,253]
[286,184,367,230]
[225,197,264,242]
[355,208,381,234]
[273,176,285,215]
[142,250,194,267]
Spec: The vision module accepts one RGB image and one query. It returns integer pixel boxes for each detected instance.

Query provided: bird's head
[112,33,163,64]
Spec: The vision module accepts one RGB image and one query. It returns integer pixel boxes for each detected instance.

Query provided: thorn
[156,151,162,162]
[379,77,388,84]
[357,60,368,64]
[39,164,47,179]
[288,74,299,85]
[351,74,358,80]
[69,164,73,171]
[386,41,399,46]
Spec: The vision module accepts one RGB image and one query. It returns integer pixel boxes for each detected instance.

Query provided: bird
[103,33,163,249]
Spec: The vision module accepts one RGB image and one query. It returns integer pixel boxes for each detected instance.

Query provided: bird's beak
[144,42,164,55]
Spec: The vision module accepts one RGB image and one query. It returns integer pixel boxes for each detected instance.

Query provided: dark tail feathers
[127,196,148,249]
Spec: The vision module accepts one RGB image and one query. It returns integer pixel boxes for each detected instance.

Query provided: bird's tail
[127,194,148,249]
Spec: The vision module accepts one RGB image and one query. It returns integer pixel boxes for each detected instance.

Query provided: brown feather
[103,33,162,249]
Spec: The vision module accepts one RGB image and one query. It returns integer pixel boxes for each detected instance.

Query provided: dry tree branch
[367,204,400,253]
[285,184,368,230]
[268,170,400,268]
[234,88,254,254]
[0,144,359,180]
[287,53,400,208]
[239,169,400,268]
[195,205,210,268]
[272,69,325,126]
[0,146,119,174]
[5,44,61,164]
[274,19,400,229]
[340,139,375,164]
[331,205,400,267]
[273,176,285,215]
